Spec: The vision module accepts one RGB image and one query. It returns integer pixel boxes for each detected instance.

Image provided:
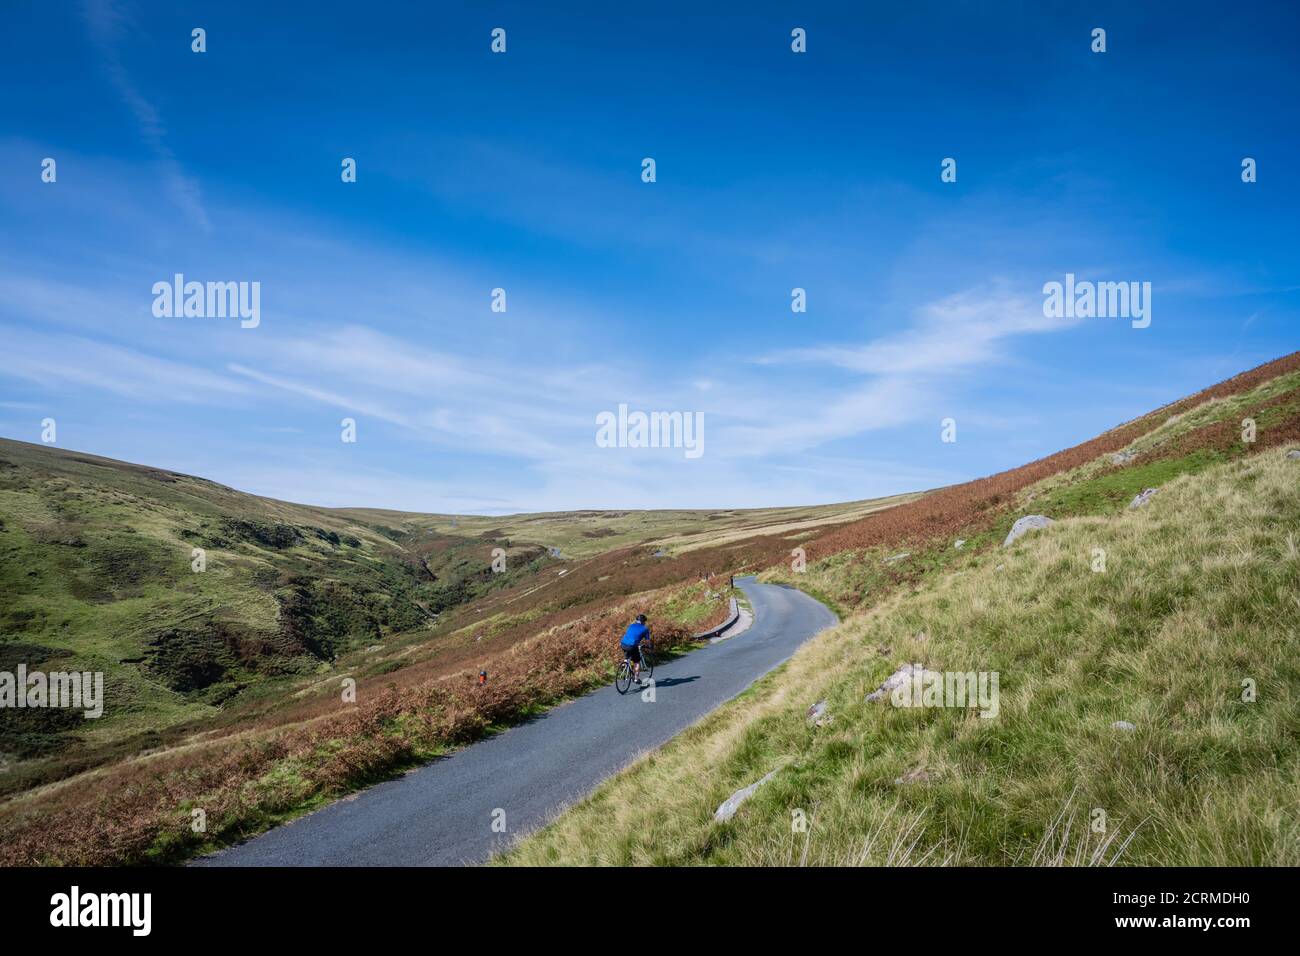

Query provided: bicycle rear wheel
[615,660,633,695]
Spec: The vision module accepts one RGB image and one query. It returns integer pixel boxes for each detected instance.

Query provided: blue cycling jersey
[620,621,649,647]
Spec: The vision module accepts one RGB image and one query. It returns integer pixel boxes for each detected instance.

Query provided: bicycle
[615,639,654,694]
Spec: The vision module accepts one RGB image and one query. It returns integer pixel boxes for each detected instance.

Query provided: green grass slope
[501,446,1300,866]
[0,439,560,791]
[0,438,880,797]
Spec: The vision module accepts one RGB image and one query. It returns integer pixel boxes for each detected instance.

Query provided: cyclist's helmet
[636,614,647,624]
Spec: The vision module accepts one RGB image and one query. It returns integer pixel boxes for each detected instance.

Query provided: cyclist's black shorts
[621,643,641,664]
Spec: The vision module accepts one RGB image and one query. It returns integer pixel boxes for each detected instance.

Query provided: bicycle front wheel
[641,644,654,680]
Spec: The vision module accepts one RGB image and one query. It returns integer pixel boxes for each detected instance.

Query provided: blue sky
[1,0,1296,513]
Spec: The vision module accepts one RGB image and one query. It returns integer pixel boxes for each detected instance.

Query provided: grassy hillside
[765,361,1300,618]
[0,440,558,792]
[350,493,920,561]
[0,438,895,862]
[501,447,1300,866]
[4,353,1298,865]
[0,438,885,797]
[501,354,1300,866]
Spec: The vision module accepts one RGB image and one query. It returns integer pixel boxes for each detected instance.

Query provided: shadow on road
[648,675,700,689]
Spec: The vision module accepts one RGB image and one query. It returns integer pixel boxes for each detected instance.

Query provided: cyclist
[619,614,651,686]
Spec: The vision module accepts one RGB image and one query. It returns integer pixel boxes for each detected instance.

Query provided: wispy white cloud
[761,283,1078,377]
[1,325,252,403]
[225,363,416,429]
[227,327,589,460]
[82,0,209,230]
[703,283,1084,459]
[0,273,1088,508]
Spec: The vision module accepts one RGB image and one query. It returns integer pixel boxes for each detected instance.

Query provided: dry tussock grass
[503,449,1300,866]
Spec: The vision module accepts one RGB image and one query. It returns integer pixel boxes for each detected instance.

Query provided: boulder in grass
[806,700,829,725]
[954,539,966,550]
[1112,720,1137,732]
[1287,449,1300,460]
[1129,487,1159,509]
[714,770,778,823]
[886,552,911,563]
[1003,515,1054,547]
[1111,450,1137,466]
[866,662,938,702]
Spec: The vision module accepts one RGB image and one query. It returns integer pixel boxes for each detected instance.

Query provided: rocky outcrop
[866,662,939,702]
[714,770,778,823]
[1003,515,1054,547]
[1129,488,1158,509]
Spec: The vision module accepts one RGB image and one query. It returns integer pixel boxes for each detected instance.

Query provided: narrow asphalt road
[198,576,837,867]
